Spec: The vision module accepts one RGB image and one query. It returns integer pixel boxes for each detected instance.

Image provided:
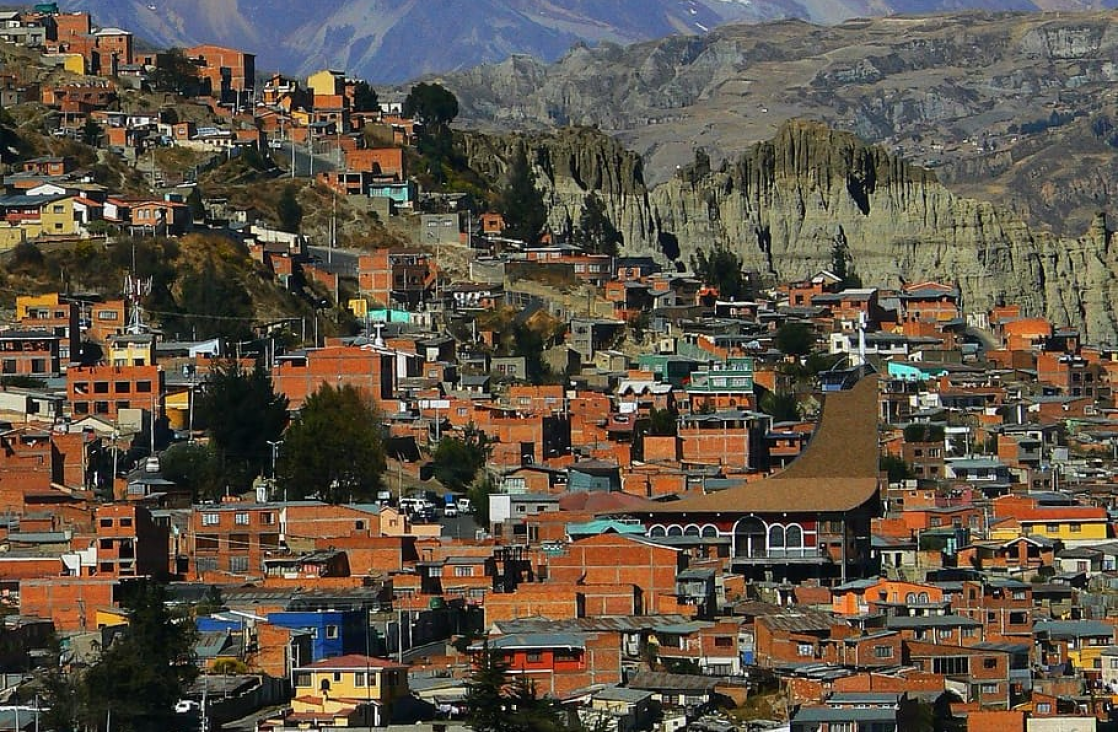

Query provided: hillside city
[0,4,1115,732]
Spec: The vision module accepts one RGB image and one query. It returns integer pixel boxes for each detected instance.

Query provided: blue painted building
[267,610,367,661]
[196,609,367,662]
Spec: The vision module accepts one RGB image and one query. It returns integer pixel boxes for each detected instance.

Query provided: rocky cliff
[463,120,1118,344]
[444,11,1118,239]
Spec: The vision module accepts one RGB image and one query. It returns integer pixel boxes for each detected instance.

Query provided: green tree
[831,226,862,288]
[170,262,254,341]
[775,321,815,357]
[465,641,511,732]
[277,185,303,233]
[150,48,200,96]
[465,642,571,732]
[498,146,547,245]
[403,82,459,130]
[159,441,222,502]
[691,245,746,300]
[352,80,379,112]
[196,360,288,489]
[81,117,101,146]
[880,454,915,483]
[185,186,205,221]
[432,429,490,493]
[572,192,622,256]
[760,391,800,422]
[279,383,386,503]
[467,474,496,529]
[647,406,678,437]
[80,580,197,731]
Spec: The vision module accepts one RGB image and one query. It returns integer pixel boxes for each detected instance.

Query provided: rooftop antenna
[124,241,152,335]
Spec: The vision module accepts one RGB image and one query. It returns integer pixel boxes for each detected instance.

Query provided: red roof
[1015,507,1107,522]
[298,654,407,671]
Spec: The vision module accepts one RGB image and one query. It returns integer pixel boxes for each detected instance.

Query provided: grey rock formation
[465,121,1118,344]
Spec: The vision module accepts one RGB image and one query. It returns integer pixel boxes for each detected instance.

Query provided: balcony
[731,546,829,565]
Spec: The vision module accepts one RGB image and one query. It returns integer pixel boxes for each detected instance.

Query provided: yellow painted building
[0,225,27,251]
[290,654,408,727]
[1020,518,1109,543]
[39,196,79,236]
[306,69,345,99]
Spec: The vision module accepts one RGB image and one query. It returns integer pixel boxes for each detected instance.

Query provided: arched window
[734,517,767,558]
[906,592,917,604]
[684,525,701,537]
[667,525,684,537]
[701,525,718,538]
[768,525,786,550]
[785,524,803,549]
[917,592,930,603]
[648,525,666,538]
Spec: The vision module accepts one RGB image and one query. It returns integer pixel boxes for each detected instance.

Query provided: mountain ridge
[57,0,1117,82]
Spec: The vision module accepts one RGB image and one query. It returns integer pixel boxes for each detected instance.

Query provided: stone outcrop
[463,120,1118,343]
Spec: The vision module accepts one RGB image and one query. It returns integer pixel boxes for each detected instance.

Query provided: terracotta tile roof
[644,376,880,514]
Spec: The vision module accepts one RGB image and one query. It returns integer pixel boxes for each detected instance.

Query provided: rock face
[464,121,1118,343]
[444,11,1118,238]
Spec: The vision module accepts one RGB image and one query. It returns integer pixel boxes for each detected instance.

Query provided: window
[196,557,218,573]
[714,637,733,648]
[797,643,814,657]
[229,556,249,573]
[980,684,998,695]
[355,520,365,531]
[454,566,472,577]
[962,627,977,638]
[1012,590,1027,600]
[874,645,894,658]
[114,381,130,394]
[195,535,219,551]
[202,513,220,526]
[1069,523,1082,533]
[353,672,367,687]
[261,512,275,525]
[932,657,969,675]
[119,518,132,528]
[333,672,342,682]
[526,652,542,662]
[99,518,113,528]
[1037,703,1051,714]
[30,359,45,374]
[136,381,152,393]
[235,512,250,525]
[983,658,997,669]
[93,381,109,394]
[99,538,113,550]
[1046,524,1059,533]
[326,625,339,639]
[938,628,953,639]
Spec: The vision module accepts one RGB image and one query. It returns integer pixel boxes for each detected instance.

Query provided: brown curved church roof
[644,375,880,515]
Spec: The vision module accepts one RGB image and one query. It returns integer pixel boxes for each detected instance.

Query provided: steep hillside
[463,121,1118,343]
[443,10,1118,236]
[59,0,1116,82]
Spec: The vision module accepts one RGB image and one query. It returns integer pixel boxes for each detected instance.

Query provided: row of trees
[163,361,500,511]
[162,362,386,503]
[39,581,196,732]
